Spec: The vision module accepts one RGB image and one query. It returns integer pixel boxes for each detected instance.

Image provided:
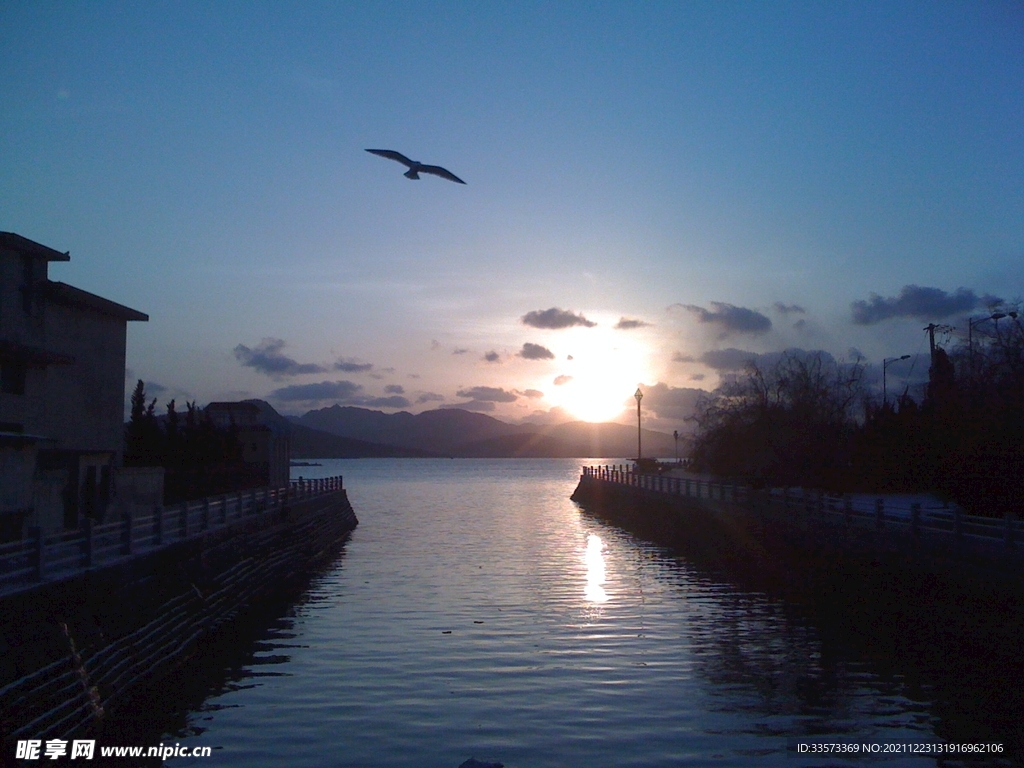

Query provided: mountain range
[280,403,686,459]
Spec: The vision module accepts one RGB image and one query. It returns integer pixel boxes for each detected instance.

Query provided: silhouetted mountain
[244,400,437,458]
[294,405,685,458]
[295,405,529,455]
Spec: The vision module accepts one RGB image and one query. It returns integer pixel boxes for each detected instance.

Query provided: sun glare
[544,328,652,423]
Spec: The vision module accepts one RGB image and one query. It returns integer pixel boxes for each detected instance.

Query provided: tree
[690,351,865,489]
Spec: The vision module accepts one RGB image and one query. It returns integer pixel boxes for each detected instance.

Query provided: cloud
[268,380,409,409]
[234,338,327,377]
[851,285,1002,325]
[675,302,772,335]
[773,302,806,315]
[519,342,555,360]
[334,359,373,373]
[615,317,650,330]
[520,389,544,399]
[453,348,470,355]
[700,348,760,371]
[690,373,706,381]
[553,375,573,385]
[269,380,361,402]
[384,384,405,394]
[639,382,705,421]
[456,386,518,403]
[521,307,596,329]
[441,400,496,412]
[483,351,501,363]
[672,352,696,363]
[416,392,445,404]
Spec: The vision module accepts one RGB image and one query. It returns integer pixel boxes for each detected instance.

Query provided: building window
[1,361,27,395]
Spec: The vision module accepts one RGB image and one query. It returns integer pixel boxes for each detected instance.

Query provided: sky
[2,1,1022,433]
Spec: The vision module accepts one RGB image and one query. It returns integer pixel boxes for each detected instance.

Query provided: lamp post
[673,429,679,462]
[969,312,1006,377]
[882,355,911,405]
[634,388,643,460]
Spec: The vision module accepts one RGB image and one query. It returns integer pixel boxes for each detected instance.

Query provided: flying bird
[365,149,466,184]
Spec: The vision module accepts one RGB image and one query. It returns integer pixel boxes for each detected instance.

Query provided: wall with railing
[0,476,345,597]
[0,474,355,746]
[580,465,1023,549]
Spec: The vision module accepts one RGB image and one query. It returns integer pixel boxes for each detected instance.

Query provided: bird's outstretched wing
[365,149,414,168]
[419,164,466,184]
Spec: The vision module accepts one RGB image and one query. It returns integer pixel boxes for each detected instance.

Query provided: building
[0,233,148,541]
[205,401,291,490]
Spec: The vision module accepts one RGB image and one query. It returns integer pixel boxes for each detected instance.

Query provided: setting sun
[544,327,653,423]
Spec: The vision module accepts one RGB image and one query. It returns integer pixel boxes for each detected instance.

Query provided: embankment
[0,486,357,752]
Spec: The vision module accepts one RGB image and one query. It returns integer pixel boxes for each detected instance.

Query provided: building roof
[0,232,70,262]
[44,281,149,322]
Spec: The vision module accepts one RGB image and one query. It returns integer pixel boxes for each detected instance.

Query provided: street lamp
[969,312,1007,377]
[673,429,679,462]
[634,387,643,460]
[882,355,911,405]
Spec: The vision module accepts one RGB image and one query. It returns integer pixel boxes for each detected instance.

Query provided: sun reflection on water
[583,534,608,603]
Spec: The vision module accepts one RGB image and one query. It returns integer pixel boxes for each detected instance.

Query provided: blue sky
[3,1,1021,430]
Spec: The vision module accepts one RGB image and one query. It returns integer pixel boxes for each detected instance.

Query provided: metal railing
[581,465,1022,547]
[0,476,344,596]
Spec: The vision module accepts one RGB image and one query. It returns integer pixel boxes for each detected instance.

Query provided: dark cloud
[672,352,696,363]
[453,348,470,355]
[456,386,518,403]
[144,381,167,395]
[520,389,544,399]
[269,380,361,402]
[690,373,706,381]
[334,359,373,373]
[697,347,841,372]
[615,317,650,330]
[773,302,806,315]
[639,382,705,421]
[440,400,496,412]
[483,351,500,363]
[676,302,772,335]
[234,338,327,377]
[553,375,573,385]
[793,319,807,331]
[700,348,760,371]
[384,384,405,394]
[268,380,409,409]
[519,342,555,360]
[851,285,1002,325]
[521,307,596,329]
[416,392,445,404]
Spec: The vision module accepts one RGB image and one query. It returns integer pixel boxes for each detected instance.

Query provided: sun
[543,328,652,423]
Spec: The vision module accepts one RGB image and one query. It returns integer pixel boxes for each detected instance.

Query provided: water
[152,459,1020,766]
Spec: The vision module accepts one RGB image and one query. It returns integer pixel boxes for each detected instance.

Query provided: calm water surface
[160,459,1019,767]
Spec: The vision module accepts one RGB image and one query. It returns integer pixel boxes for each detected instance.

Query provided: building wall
[41,302,128,457]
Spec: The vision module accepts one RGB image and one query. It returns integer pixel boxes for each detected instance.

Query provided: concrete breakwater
[0,477,357,751]
[571,467,1024,595]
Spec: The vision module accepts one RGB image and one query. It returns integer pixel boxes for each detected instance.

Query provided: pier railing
[581,465,1023,548]
[0,475,344,597]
